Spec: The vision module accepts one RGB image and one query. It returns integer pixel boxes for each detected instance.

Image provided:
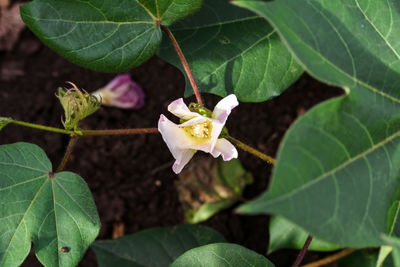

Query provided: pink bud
[92,74,145,109]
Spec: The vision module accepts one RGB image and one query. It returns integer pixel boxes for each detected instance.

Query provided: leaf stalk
[56,135,78,172]
[225,135,276,165]
[161,25,203,105]
[293,235,313,267]
[301,248,356,267]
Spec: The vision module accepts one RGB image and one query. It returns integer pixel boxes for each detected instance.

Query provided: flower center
[180,120,212,140]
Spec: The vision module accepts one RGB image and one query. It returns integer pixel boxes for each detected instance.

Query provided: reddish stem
[161,26,203,105]
[293,235,313,267]
[81,128,158,136]
[56,135,78,172]
[301,248,356,267]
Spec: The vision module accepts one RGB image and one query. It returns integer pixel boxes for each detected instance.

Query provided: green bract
[56,84,100,130]
[0,142,100,267]
[20,0,202,72]
[235,0,400,247]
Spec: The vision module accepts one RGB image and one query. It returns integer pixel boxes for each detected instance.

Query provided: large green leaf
[159,0,302,102]
[20,0,202,72]
[235,0,400,247]
[171,243,275,267]
[268,216,339,254]
[0,142,100,267]
[91,224,226,267]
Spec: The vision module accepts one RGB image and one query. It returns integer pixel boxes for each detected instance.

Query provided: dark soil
[0,27,343,266]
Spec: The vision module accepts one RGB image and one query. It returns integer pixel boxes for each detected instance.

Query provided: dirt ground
[0,19,343,266]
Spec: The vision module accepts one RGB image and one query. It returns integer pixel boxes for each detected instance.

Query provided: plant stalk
[301,248,356,267]
[225,135,276,165]
[81,128,159,136]
[293,235,313,267]
[11,119,74,135]
[56,135,78,172]
[161,25,203,105]
[9,119,159,136]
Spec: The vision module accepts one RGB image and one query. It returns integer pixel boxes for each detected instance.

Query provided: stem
[225,135,276,165]
[9,119,159,136]
[56,135,78,172]
[293,235,313,267]
[81,128,158,136]
[161,26,203,105]
[301,248,356,267]
[11,120,73,135]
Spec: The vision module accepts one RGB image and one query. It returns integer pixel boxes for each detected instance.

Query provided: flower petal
[158,114,193,150]
[93,74,145,109]
[158,114,196,174]
[111,81,145,109]
[168,98,199,120]
[172,149,196,174]
[211,138,238,161]
[212,94,239,124]
[105,74,131,92]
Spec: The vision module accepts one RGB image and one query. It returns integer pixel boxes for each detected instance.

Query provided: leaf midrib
[267,128,400,206]
[20,13,155,25]
[0,178,49,266]
[245,0,400,105]
[172,16,260,31]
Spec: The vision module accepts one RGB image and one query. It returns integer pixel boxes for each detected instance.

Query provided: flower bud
[92,74,145,109]
[56,83,100,130]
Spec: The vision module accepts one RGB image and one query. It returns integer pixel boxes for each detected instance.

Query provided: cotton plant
[0,0,394,266]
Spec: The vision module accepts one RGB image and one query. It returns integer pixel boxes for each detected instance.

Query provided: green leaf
[235,0,400,247]
[377,246,394,267]
[268,216,339,254]
[91,224,226,267]
[337,249,379,267]
[20,0,202,72]
[0,117,12,131]
[159,0,302,102]
[171,243,275,267]
[176,157,252,224]
[383,236,400,266]
[0,142,100,267]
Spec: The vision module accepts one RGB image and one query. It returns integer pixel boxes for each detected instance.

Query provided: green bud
[0,117,12,132]
[56,83,100,130]
[188,103,213,118]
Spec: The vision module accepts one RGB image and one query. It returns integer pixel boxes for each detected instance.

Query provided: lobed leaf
[91,224,225,267]
[0,142,100,267]
[170,243,275,267]
[20,0,202,72]
[235,0,400,247]
[159,0,302,102]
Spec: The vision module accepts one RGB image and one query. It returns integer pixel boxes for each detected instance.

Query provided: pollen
[181,120,212,140]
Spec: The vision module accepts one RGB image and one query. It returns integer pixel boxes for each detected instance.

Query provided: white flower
[158,94,239,174]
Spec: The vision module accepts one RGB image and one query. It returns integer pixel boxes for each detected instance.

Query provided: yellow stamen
[180,120,212,140]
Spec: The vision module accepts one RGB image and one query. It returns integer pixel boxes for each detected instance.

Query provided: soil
[0,25,343,266]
